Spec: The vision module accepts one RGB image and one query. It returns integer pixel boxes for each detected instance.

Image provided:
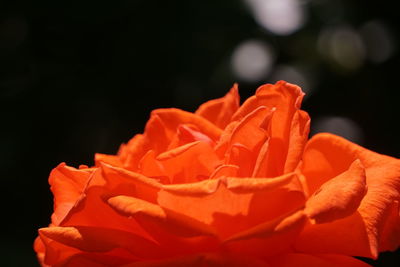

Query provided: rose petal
[100,163,162,202]
[209,164,239,179]
[232,81,303,119]
[151,108,223,141]
[107,195,220,254]
[195,84,240,129]
[138,150,169,183]
[157,174,305,239]
[55,254,108,267]
[283,110,310,173]
[33,237,46,266]
[60,166,160,240]
[107,195,217,238]
[175,124,215,146]
[49,163,93,225]
[224,106,275,176]
[122,253,269,267]
[94,153,123,168]
[223,172,299,193]
[227,106,272,153]
[59,248,143,267]
[296,133,400,258]
[153,141,220,183]
[268,253,371,267]
[39,226,166,260]
[221,210,306,259]
[223,209,306,243]
[232,81,306,177]
[379,201,400,251]
[38,229,81,266]
[162,179,221,196]
[305,159,367,224]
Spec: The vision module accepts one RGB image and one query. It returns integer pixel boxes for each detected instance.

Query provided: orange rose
[35,81,400,266]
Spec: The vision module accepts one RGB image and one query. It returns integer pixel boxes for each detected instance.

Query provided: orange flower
[35,81,400,267]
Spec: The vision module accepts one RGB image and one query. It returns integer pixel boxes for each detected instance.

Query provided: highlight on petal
[158,173,305,240]
[161,178,221,196]
[107,195,217,238]
[297,132,400,258]
[154,141,220,184]
[283,110,310,173]
[223,172,300,193]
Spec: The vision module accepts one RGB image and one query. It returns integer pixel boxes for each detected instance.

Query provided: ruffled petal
[107,195,217,238]
[49,163,93,225]
[39,226,166,264]
[195,84,240,129]
[232,81,307,176]
[224,106,274,176]
[60,166,161,240]
[151,108,223,142]
[297,133,400,258]
[304,159,367,223]
[158,173,305,240]
[94,153,123,168]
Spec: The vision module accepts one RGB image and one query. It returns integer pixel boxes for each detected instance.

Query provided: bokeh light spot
[245,0,307,35]
[318,26,366,71]
[231,39,274,82]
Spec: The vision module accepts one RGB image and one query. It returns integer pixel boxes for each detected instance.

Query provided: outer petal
[221,209,307,259]
[39,226,165,259]
[296,133,400,258]
[60,165,161,239]
[38,226,167,266]
[122,253,269,267]
[304,159,367,223]
[268,253,371,267]
[195,84,240,129]
[49,163,93,225]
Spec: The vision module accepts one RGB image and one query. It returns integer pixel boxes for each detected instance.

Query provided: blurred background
[1,0,399,265]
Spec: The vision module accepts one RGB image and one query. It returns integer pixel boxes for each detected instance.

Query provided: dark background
[1,0,399,265]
